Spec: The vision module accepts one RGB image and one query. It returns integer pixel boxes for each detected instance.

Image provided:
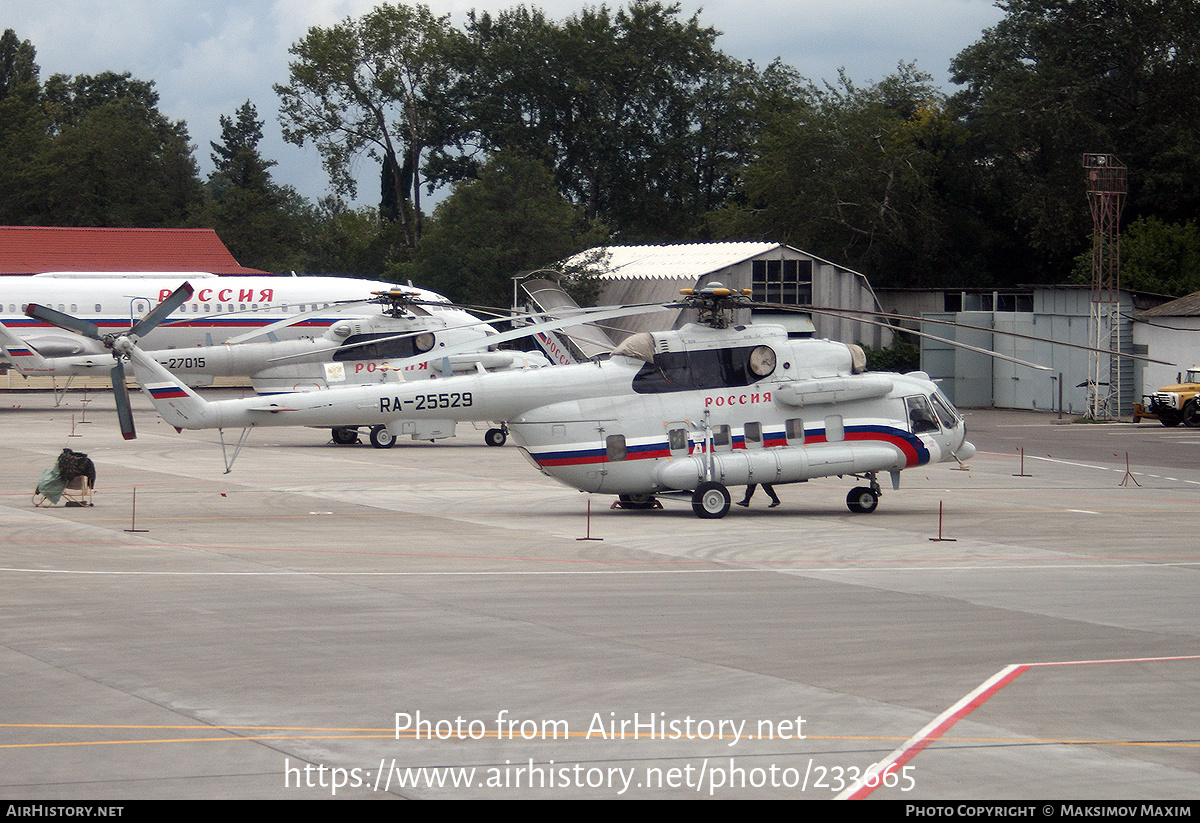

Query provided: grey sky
[5,0,1005,207]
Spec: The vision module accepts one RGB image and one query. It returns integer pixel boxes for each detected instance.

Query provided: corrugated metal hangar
[565,242,893,349]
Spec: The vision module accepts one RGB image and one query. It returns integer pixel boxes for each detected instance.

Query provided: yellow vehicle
[1144,368,1200,427]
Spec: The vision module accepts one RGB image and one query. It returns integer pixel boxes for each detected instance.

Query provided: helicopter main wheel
[331,426,360,446]
[692,482,731,519]
[1182,401,1200,428]
[846,486,879,514]
[369,425,396,449]
[617,493,657,510]
[484,427,508,447]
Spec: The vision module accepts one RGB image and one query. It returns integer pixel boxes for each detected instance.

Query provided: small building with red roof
[0,227,267,275]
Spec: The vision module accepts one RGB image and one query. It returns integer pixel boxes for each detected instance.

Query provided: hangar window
[752,259,812,305]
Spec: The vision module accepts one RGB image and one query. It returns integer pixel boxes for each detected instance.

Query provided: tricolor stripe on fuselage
[527,424,930,470]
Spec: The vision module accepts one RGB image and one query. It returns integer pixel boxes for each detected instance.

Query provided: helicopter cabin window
[668,428,689,455]
[606,435,627,461]
[785,418,805,445]
[631,345,776,394]
[712,425,732,450]
[825,415,844,442]
[333,332,435,361]
[744,421,763,448]
[752,259,812,305]
[906,395,939,433]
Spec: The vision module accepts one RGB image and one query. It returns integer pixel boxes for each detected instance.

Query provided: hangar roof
[572,242,783,280]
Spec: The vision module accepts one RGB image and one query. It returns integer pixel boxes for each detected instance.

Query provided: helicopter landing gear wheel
[692,481,731,519]
[617,493,658,510]
[484,427,508,447]
[846,486,879,514]
[331,427,360,446]
[369,425,396,449]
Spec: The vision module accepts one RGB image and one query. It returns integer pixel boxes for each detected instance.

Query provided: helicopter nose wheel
[484,426,508,447]
[369,425,396,449]
[846,486,879,513]
[692,481,731,519]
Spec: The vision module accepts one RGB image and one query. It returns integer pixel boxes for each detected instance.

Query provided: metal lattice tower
[1084,153,1127,418]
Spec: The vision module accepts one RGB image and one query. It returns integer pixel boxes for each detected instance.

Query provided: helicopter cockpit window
[632,346,776,394]
[906,395,940,433]
[333,332,435,361]
[929,392,959,429]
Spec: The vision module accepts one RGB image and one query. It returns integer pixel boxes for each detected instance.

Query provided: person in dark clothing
[737,483,779,508]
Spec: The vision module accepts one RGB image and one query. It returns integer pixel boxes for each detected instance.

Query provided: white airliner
[0,271,467,367]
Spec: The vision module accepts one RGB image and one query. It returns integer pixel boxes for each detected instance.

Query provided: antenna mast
[1083,153,1127,419]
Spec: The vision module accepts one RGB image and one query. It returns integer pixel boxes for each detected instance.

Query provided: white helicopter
[37,282,978,517]
[11,286,549,448]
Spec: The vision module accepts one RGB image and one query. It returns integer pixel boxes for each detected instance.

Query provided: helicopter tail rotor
[25,282,195,440]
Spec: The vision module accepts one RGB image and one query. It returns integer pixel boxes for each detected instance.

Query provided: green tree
[41,71,202,226]
[0,30,53,224]
[405,152,609,308]
[950,0,1200,281]
[198,100,314,272]
[729,64,979,287]
[1072,216,1200,296]
[275,3,461,249]
[448,1,761,241]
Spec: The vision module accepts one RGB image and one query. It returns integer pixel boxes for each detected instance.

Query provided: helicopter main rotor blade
[221,299,377,345]
[110,362,136,440]
[128,282,195,339]
[777,303,1176,367]
[25,304,103,340]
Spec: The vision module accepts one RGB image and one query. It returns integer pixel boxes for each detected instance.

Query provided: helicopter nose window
[929,392,959,428]
[906,395,940,433]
